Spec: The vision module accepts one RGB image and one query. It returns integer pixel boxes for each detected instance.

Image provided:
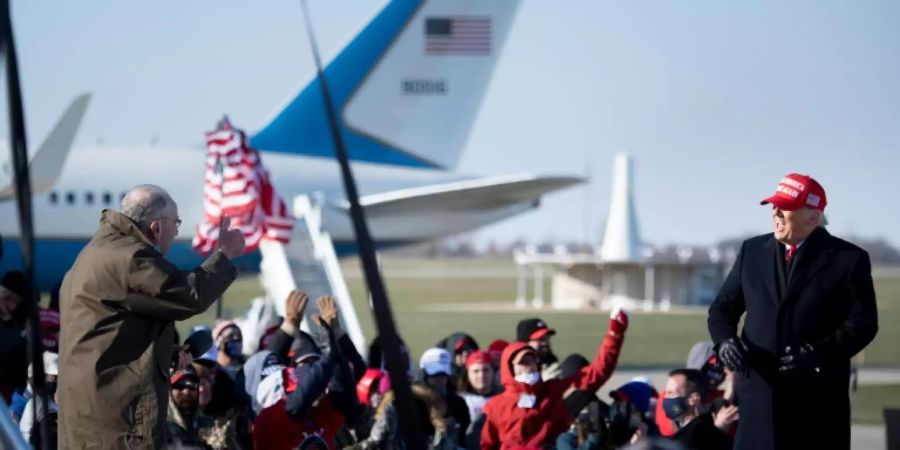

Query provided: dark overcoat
[708,227,878,450]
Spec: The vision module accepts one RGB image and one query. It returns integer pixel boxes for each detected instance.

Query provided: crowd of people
[2,271,738,450]
[0,173,878,450]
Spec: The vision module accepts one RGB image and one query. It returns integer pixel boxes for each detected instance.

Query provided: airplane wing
[357,174,584,215]
[322,174,583,243]
[0,93,91,200]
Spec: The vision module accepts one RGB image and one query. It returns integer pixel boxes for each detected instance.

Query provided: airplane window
[103,191,112,205]
[85,191,95,205]
[49,191,58,204]
[66,191,75,205]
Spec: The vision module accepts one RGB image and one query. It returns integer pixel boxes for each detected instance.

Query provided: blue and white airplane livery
[0,0,581,291]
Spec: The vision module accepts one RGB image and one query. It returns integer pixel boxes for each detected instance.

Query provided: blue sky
[7,1,900,248]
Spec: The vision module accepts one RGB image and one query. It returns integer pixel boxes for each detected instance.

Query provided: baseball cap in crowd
[452,334,478,354]
[40,308,60,351]
[487,339,509,367]
[288,331,322,365]
[516,318,556,342]
[171,367,200,389]
[560,353,590,380]
[465,350,492,369]
[760,173,827,212]
[610,379,658,414]
[357,368,391,406]
[420,348,452,376]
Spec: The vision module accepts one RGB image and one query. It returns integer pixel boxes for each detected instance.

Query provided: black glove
[717,337,749,374]
[778,343,819,374]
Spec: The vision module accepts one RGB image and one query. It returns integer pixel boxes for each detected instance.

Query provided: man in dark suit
[707,173,878,450]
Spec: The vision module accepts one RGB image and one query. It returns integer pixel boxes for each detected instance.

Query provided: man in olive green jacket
[58,185,246,449]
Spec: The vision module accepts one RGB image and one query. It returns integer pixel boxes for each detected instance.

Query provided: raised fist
[218,216,246,259]
[609,306,629,335]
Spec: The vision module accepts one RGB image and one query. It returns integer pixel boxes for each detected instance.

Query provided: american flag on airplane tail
[192,124,293,255]
[425,16,492,55]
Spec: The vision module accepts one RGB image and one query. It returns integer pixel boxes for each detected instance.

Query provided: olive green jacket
[58,210,236,449]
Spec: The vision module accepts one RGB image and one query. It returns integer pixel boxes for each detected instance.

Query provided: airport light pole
[298,2,426,449]
[0,0,50,447]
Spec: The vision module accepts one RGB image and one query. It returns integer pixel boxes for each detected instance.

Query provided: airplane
[0,0,582,292]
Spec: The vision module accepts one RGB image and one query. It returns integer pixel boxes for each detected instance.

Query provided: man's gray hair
[120,184,172,226]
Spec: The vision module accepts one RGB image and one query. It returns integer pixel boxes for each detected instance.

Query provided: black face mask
[224,340,243,359]
[663,396,688,420]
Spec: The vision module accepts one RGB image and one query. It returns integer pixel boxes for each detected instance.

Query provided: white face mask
[514,371,541,385]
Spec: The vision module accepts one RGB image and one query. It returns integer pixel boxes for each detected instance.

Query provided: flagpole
[0,0,50,447]
[298,2,426,448]
[214,115,230,319]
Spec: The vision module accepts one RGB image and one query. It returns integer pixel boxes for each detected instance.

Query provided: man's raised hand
[217,216,246,260]
[284,290,309,327]
[315,295,339,329]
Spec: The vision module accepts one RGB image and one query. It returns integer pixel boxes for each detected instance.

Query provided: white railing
[296,195,366,351]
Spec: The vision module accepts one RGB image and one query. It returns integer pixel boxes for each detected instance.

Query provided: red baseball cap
[465,350,493,369]
[760,173,827,211]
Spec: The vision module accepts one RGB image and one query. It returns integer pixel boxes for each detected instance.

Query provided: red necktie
[785,245,797,262]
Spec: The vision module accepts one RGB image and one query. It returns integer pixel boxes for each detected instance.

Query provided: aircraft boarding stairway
[238,194,366,353]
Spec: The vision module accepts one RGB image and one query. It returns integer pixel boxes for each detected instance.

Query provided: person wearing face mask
[662,369,736,450]
[57,184,245,449]
[418,347,471,447]
[708,173,878,450]
[213,321,245,379]
[516,318,563,380]
[481,307,629,450]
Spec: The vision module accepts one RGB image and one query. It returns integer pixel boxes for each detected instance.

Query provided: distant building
[514,154,734,311]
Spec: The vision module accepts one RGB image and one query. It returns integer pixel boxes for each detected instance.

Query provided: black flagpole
[298,2,426,449]
[0,0,49,448]
[214,115,230,319]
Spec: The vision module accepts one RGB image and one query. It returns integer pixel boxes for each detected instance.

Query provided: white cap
[419,348,451,376]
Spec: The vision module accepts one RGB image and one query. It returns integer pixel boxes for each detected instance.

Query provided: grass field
[175,256,900,425]
[851,384,900,425]
[180,257,900,369]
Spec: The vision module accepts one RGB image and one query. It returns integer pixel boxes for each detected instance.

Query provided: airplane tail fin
[0,93,90,199]
[250,0,520,170]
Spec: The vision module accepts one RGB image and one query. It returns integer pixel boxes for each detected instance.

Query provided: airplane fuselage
[0,145,514,290]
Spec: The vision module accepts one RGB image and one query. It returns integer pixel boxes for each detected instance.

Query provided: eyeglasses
[157,216,183,229]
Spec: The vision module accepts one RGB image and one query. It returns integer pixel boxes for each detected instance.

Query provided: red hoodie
[480,322,625,450]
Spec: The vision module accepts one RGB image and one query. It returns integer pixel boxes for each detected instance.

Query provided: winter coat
[480,325,625,450]
[165,393,215,450]
[57,210,236,449]
[670,412,732,450]
[253,321,360,450]
[459,386,502,450]
[708,228,878,450]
